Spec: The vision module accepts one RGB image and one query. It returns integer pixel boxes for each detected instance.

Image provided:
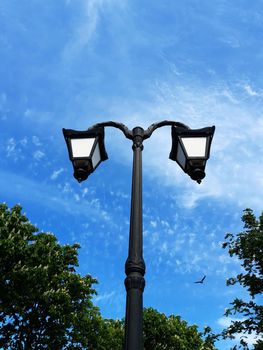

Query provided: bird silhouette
[194,275,206,284]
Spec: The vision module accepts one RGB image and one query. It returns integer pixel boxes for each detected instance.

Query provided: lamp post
[62,120,215,350]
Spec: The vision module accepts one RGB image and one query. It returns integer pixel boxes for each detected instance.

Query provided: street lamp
[169,126,215,183]
[62,120,215,350]
[62,127,108,182]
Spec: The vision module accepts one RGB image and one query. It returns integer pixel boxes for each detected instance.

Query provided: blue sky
[1,1,263,348]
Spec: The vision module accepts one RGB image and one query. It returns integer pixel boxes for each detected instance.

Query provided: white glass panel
[181,137,207,157]
[70,138,96,158]
[91,142,101,168]
[176,143,186,169]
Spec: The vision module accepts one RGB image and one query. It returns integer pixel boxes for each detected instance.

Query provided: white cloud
[5,137,27,161]
[33,150,45,161]
[64,0,99,56]
[160,241,168,253]
[6,138,16,157]
[32,136,42,146]
[51,168,64,180]
[62,0,126,61]
[103,79,263,210]
[220,35,240,48]
[24,109,53,123]
[244,84,260,97]
[150,220,157,228]
[143,204,242,277]
[94,290,115,302]
[0,169,114,223]
[0,93,9,120]
[20,137,28,146]
[61,182,73,194]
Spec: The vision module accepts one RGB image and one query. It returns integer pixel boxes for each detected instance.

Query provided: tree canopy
[96,307,217,350]
[142,307,216,350]
[222,208,263,349]
[0,203,100,349]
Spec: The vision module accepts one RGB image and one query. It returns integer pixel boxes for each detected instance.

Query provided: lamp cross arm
[143,120,190,140]
[86,120,190,141]
[87,121,133,140]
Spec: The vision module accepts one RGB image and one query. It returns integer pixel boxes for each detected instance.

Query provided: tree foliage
[97,307,216,350]
[95,317,124,349]
[143,307,216,350]
[222,208,263,349]
[0,203,100,349]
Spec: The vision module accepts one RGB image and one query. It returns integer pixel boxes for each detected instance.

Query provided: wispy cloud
[0,169,113,223]
[24,109,54,123]
[62,1,99,60]
[243,84,261,97]
[62,0,126,62]
[4,136,47,163]
[51,168,65,180]
[33,150,45,161]
[94,290,116,303]
[32,136,42,146]
[0,93,9,120]
[5,137,27,161]
[101,79,263,210]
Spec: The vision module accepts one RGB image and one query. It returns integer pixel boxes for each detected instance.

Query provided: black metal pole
[67,121,191,349]
[124,127,146,350]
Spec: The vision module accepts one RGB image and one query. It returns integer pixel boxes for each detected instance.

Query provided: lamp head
[62,127,108,182]
[169,125,215,183]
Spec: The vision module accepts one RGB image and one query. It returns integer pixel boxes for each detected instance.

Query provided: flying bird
[194,275,206,284]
